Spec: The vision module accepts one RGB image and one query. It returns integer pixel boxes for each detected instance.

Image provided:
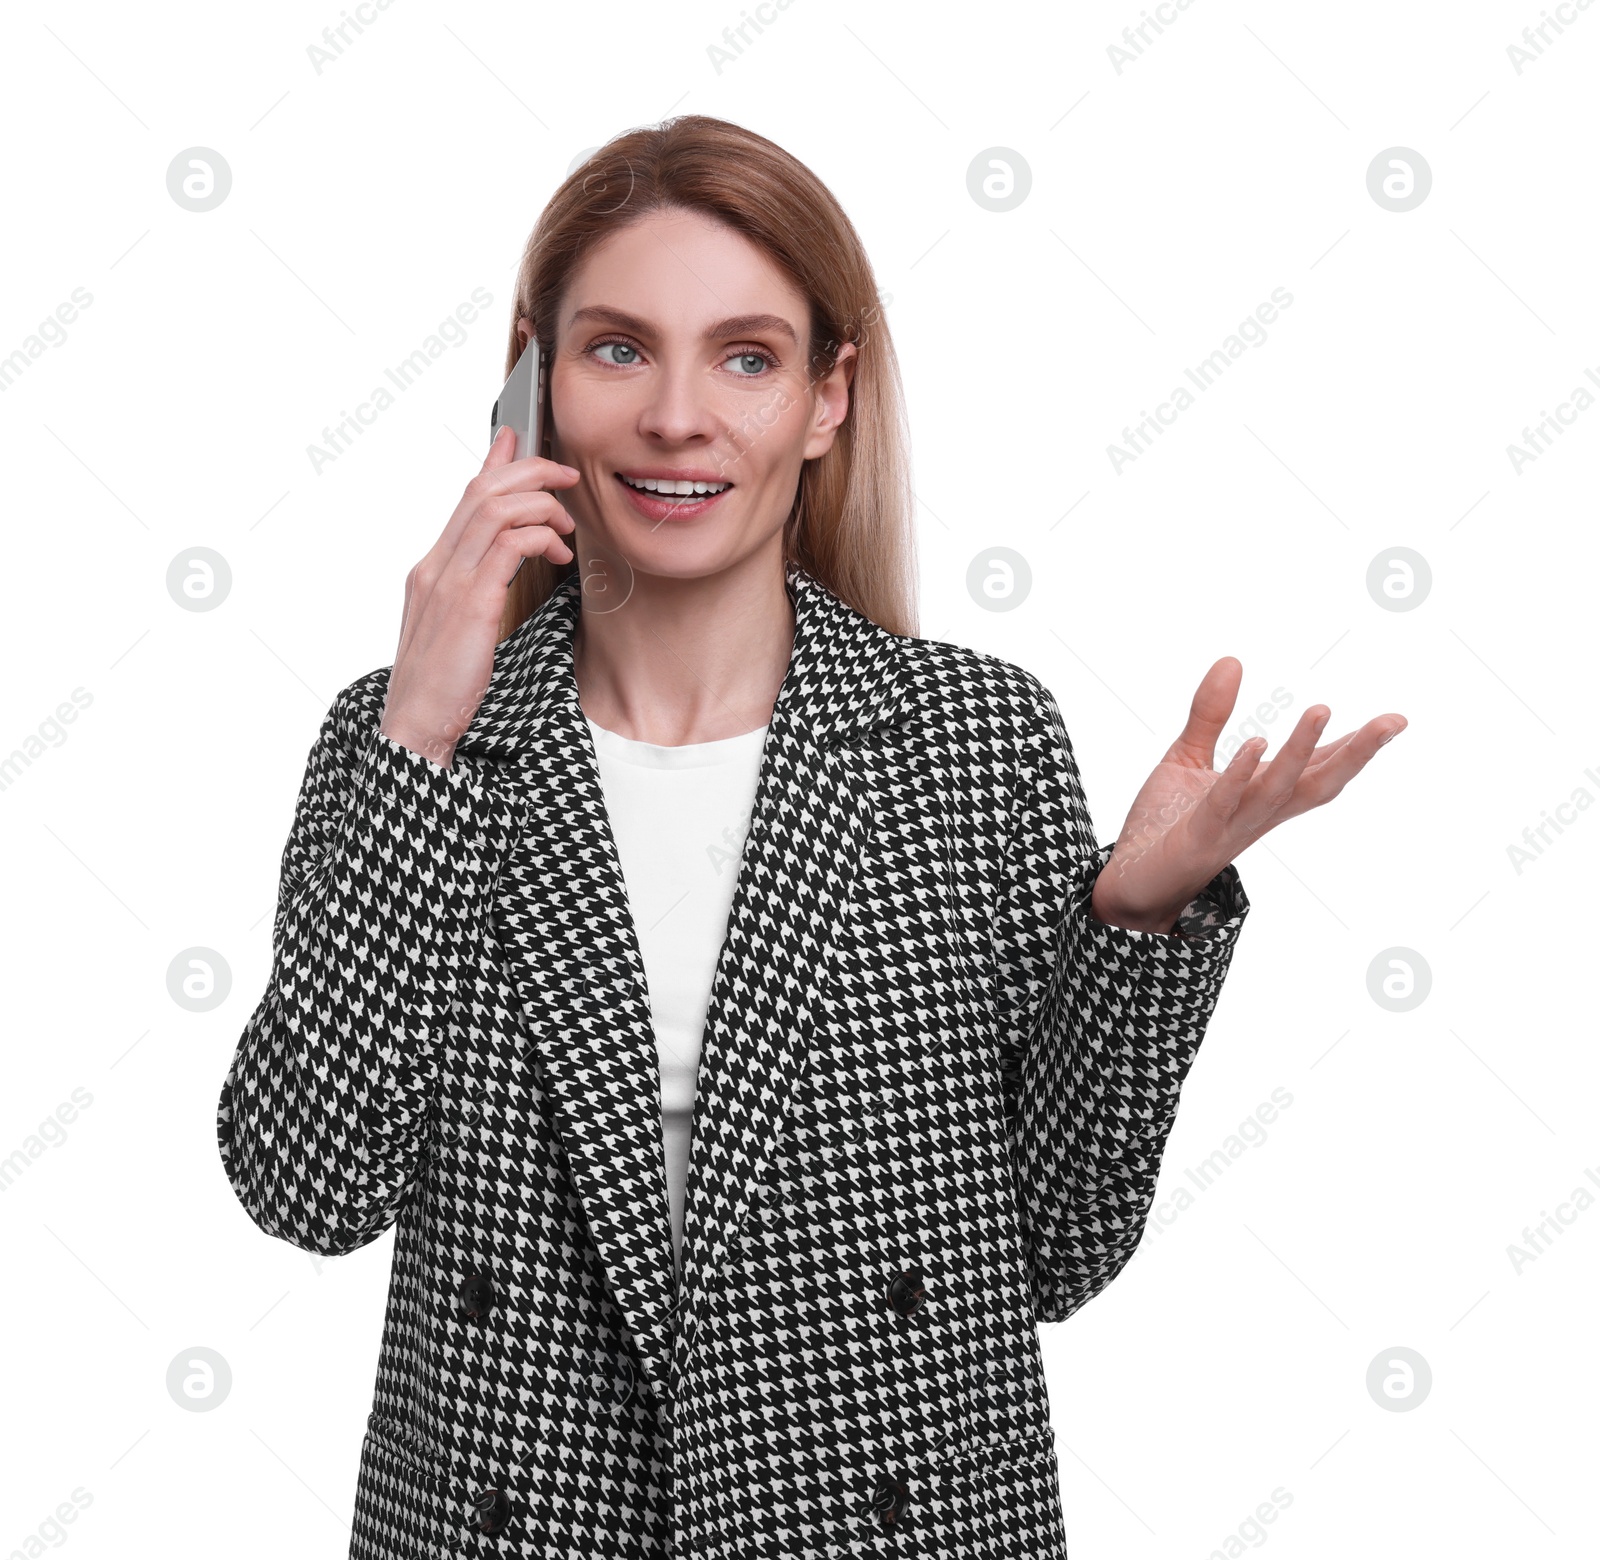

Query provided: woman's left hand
[1091,657,1408,934]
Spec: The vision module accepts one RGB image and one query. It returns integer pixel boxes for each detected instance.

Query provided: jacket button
[887,1268,926,1317]
[458,1273,495,1320]
[865,1471,910,1528]
[469,1486,511,1534]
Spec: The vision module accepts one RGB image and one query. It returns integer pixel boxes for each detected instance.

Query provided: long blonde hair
[496,114,918,642]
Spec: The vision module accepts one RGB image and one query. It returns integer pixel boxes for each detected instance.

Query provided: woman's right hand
[379,423,579,768]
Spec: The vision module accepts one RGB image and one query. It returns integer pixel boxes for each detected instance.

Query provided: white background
[1,1,1595,1556]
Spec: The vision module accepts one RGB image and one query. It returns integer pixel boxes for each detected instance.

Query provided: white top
[584,715,770,1277]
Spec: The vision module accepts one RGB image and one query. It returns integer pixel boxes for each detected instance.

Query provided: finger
[455,454,580,544]
[482,452,582,495]
[452,487,577,576]
[397,565,415,655]
[1168,656,1244,768]
[433,448,581,569]
[1295,714,1409,800]
[1252,703,1330,810]
[444,480,582,582]
[488,513,575,584]
[1303,726,1361,771]
[483,421,518,470]
[1200,734,1269,826]
[1302,716,1410,774]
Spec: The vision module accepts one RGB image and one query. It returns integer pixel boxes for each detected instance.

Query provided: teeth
[621,475,730,496]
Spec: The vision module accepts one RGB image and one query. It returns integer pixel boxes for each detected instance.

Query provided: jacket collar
[455,558,909,762]
[466,560,915,1436]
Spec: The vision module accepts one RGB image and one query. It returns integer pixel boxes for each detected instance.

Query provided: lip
[613,471,733,523]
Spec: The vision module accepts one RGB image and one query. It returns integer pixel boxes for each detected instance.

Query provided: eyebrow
[567,304,800,348]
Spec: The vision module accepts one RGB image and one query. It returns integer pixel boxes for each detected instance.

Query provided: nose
[636,363,723,447]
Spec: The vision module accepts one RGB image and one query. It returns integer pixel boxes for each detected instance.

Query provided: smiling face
[518,206,855,585]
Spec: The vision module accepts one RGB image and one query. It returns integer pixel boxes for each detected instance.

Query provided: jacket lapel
[454,560,913,1422]
[664,685,885,1404]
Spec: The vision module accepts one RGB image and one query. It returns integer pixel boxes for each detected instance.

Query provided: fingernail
[1379,728,1399,745]
[561,464,580,476]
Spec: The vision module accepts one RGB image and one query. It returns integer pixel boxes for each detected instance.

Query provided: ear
[516,315,535,351]
[802,342,858,461]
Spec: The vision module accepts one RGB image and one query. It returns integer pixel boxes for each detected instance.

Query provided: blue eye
[586,335,780,376]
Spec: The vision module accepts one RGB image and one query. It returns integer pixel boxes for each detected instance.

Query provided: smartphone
[489,338,550,584]
[490,336,548,462]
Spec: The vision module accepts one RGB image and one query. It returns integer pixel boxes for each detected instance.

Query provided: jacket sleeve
[216,673,514,1256]
[991,675,1250,1324]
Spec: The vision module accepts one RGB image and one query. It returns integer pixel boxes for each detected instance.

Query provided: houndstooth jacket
[216,558,1250,1559]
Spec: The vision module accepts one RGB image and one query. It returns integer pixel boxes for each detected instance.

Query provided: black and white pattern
[217,559,1250,1559]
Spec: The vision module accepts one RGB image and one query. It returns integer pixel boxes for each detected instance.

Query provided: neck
[571,554,795,745]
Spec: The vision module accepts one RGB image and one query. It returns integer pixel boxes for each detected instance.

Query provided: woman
[217,115,1404,1559]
